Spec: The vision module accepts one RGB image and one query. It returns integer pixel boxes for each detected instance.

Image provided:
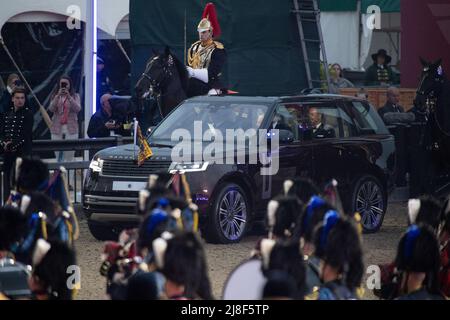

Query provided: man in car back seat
[308,108,336,139]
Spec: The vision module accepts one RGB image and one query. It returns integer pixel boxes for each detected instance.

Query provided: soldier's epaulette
[214,41,224,49]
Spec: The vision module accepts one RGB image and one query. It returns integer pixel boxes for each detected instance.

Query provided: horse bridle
[141,58,174,96]
[416,68,450,138]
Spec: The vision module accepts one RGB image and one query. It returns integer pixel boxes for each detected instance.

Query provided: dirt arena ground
[75,201,408,300]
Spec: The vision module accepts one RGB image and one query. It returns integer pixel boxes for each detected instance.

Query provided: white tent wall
[321,11,400,71]
[321,12,360,70]
[97,0,129,37]
[0,0,87,29]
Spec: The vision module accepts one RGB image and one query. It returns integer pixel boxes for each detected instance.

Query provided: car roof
[185,94,366,105]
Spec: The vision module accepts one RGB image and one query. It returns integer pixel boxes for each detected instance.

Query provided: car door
[256,103,314,204]
[303,102,347,190]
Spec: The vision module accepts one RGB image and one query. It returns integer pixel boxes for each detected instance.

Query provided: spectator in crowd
[29,240,77,300]
[0,88,34,200]
[48,76,81,188]
[378,87,404,122]
[0,74,21,115]
[97,57,114,109]
[87,94,122,138]
[394,225,445,300]
[365,49,395,86]
[328,63,354,94]
[314,212,364,300]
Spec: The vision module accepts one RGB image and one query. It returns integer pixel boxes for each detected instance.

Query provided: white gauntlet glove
[186,67,209,83]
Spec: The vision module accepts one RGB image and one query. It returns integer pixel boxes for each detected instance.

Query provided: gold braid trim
[41,218,48,240]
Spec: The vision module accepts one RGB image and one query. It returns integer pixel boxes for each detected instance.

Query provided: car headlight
[89,158,103,173]
[169,162,209,173]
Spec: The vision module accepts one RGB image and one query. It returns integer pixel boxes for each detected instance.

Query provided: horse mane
[171,53,189,93]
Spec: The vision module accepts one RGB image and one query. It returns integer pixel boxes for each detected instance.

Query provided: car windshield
[150,101,271,143]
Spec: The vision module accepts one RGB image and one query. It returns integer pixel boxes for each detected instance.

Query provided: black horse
[135,47,189,118]
[415,58,450,193]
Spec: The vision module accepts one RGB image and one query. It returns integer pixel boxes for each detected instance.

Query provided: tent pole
[84,0,96,159]
[0,37,52,129]
[357,0,362,70]
[115,37,131,64]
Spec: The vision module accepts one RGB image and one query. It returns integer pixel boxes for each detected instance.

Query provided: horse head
[135,47,177,99]
[417,58,445,97]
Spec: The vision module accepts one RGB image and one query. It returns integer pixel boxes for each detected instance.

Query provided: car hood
[96,144,174,161]
[95,141,256,163]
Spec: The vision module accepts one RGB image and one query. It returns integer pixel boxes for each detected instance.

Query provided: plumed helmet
[197,3,221,38]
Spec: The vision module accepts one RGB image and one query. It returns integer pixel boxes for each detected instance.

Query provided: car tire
[204,183,250,244]
[351,175,387,233]
[87,220,119,241]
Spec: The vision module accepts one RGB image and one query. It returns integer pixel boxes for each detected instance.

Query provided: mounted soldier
[187,3,226,96]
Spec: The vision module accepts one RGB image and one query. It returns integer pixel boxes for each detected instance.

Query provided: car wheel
[87,220,119,241]
[351,175,386,233]
[204,183,250,244]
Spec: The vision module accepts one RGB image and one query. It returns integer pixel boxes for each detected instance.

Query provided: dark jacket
[365,64,394,86]
[87,109,113,138]
[87,109,127,138]
[378,102,405,120]
[313,123,336,139]
[0,106,34,156]
[187,41,227,96]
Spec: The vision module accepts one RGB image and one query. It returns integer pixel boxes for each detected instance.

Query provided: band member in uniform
[187,3,226,96]
[0,88,33,201]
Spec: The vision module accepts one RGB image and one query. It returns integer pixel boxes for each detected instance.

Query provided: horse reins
[139,60,175,117]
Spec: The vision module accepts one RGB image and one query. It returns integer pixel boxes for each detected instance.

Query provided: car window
[338,106,357,138]
[349,101,389,135]
[303,105,339,139]
[270,105,300,141]
[151,102,271,142]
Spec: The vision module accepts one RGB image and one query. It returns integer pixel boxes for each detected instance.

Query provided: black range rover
[83,95,396,243]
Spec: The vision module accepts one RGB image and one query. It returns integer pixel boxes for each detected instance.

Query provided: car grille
[101,159,171,177]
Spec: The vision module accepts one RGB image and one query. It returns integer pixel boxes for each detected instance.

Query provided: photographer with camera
[48,76,81,188]
[87,93,125,138]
